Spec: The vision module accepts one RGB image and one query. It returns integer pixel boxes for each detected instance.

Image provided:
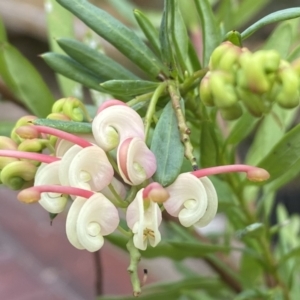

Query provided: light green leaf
[226,112,258,146]
[57,38,139,80]
[241,7,300,40]
[194,0,221,66]
[151,101,184,186]
[230,0,271,29]
[33,119,92,133]
[45,0,79,97]
[56,0,167,78]
[257,123,300,182]
[0,43,54,117]
[101,80,158,97]
[262,21,293,58]
[246,105,297,166]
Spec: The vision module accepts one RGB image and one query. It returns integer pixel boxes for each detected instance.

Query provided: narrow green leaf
[288,44,300,62]
[56,0,167,78]
[246,105,297,166]
[230,0,271,29]
[226,112,258,146]
[101,80,159,97]
[151,101,184,186]
[262,22,293,58]
[0,16,7,42]
[241,8,300,40]
[0,43,55,117]
[134,9,160,56]
[106,233,230,260]
[45,0,79,97]
[170,0,189,76]
[279,246,300,266]
[257,123,300,182]
[41,52,109,93]
[57,38,139,80]
[200,120,219,167]
[159,0,173,68]
[194,0,221,66]
[33,119,92,133]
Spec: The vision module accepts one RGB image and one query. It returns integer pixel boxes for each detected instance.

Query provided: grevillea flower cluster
[0,99,270,252]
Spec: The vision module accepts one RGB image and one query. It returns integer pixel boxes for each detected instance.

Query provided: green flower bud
[237,87,265,117]
[199,73,215,106]
[238,50,280,94]
[210,71,238,108]
[275,62,300,109]
[291,58,300,76]
[0,161,37,190]
[219,102,243,120]
[17,139,47,153]
[52,98,67,113]
[0,137,19,174]
[209,41,242,71]
[11,115,38,144]
[47,112,71,121]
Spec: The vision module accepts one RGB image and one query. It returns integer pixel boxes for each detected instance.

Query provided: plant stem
[126,237,142,297]
[93,250,103,296]
[167,80,198,170]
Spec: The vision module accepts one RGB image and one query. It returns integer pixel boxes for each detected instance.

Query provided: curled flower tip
[96,99,127,114]
[16,125,39,139]
[246,168,270,182]
[18,188,41,204]
[143,182,169,203]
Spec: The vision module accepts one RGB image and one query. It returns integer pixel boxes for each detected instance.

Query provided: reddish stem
[0,150,59,164]
[191,164,270,181]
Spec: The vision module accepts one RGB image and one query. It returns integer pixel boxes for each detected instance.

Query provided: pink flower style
[0,99,270,252]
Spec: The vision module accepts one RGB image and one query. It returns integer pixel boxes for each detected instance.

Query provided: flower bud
[199,73,215,106]
[275,62,300,109]
[0,161,37,190]
[11,115,37,143]
[0,137,19,171]
[17,188,41,204]
[219,102,243,120]
[47,112,71,121]
[209,42,234,70]
[210,71,238,108]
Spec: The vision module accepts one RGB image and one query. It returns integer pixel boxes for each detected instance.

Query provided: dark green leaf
[133,9,160,56]
[170,0,189,75]
[57,38,139,81]
[151,101,184,186]
[56,0,167,78]
[45,0,79,97]
[159,0,173,69]
[258,123,300,182]
[241,8,300,40]
[0,43,55,117]
[106,233,230,260]
[33,119,92,133]
[41,52,109,93]
[101,80,158,97]
[200,120,219,167]
[194,0,221,66]
[262,22,293,58]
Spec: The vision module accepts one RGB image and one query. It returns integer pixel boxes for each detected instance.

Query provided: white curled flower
[126,189,162,250]
[59,145,114,191]
[164,173,218,227]
[34,161,68,213]
[92,101,145,151]
[117,137,156,185]
[66,193,119,252]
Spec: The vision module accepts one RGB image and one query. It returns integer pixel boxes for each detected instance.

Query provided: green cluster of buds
[49,97,91,122]
[199,41,300,120]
